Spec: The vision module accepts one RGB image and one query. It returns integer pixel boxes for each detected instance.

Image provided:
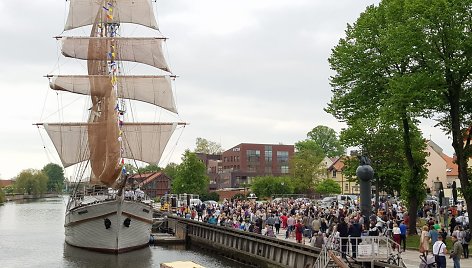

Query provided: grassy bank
[406,235,469,253]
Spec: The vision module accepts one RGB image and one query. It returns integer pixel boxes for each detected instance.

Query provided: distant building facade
[327,156,360,195]
[196,153,222,190]
[218,143,294,188]
[425,140,459,195]
[130,172,171,198]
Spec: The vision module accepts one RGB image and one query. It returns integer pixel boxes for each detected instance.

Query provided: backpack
[465,230,471,243]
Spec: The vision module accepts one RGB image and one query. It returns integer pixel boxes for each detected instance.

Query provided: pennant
[107,14,113,20]
[114,103,119,110]
[118,136,122,142]
[102,6,109,11]
[122,166,127,174]
[119,120,124,126]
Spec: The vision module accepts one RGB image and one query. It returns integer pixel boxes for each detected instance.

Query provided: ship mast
[37,0,185,188]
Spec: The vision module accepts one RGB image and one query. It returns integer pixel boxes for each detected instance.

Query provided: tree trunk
[401,114,422,235]
[447,82,472,229]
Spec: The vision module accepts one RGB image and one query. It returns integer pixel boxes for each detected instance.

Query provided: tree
[315,179,342,196]
[250,176,294,199]
[397,0,472,222]
[340,118,412,196]
[194,137,224,155]
[304,126,345,158]
[15,169,48,196]
[163,162,178,180]
[42,163,65,193]
[137,164,161,174]
[172,150,209,195]
[200,192,220,202]
[290,143,325,194]
[327,2,429,234]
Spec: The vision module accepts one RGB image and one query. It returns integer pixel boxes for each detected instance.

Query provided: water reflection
[63,244,152,268]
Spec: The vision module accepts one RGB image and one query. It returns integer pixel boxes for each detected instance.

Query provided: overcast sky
[0,0,453,179]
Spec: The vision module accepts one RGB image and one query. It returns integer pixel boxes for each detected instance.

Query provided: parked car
[203,200,218,208]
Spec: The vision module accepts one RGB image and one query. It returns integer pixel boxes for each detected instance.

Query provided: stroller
[418,254,437,268]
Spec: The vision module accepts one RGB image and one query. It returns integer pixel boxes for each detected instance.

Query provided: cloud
[4,0,455,179]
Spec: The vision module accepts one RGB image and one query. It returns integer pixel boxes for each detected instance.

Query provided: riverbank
[4,193,61,201]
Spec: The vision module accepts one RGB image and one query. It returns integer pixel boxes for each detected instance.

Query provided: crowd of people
[170,195,470,267]
[174,196,415,248]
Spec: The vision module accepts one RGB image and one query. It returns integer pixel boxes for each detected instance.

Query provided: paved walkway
[401,250,472,268]
[270,230,472,267]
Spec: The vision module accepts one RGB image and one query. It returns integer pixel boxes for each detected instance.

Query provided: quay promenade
[165,215,472,268]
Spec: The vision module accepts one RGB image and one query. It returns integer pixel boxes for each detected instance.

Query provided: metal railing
[313,234,406,268]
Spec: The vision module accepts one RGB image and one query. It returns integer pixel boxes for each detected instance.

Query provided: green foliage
[163,162,178,180]
[231,193,248,201]
[194,137,224,155]
[124,163,137,175]
[326,1,432,233]
[0,189,4,204]
[200,192,220,202]
[3,185,14,194]
[340,119,408,195]
[137,164,161,174]
[290,142,325,193]
[15,169,48,196]
[250,176,294,199]
[305,126,345,157]
[42,163,65,193]
[315,179,342,195]
[172,150,209,195]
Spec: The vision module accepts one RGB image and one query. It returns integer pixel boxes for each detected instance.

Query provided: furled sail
[49,75,177,113]
[65,0,158,31]
[61,37,171,72]
[42,122,178,168]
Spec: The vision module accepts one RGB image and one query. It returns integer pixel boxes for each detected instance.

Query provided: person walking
[399,220,407,252]
[392,223,401,251]
[295,219,304,244]
[432,233,447,268]
[450,234,463,268]
[420,225,431,256]
[462,228,470,259]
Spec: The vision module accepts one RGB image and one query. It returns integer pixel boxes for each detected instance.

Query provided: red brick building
[219,143,294,188]
[130,172,171,198]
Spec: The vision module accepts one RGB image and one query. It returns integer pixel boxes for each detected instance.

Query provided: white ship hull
[64,198,153,253]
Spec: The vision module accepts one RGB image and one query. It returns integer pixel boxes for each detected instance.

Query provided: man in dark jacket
[348,219,362,258]
[337,217,349,259]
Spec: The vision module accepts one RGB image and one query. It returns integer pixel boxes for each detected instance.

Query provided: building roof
[328,157,345,171]
[0,180,12,188]
[441,153,459,177]
[130,172,170,187]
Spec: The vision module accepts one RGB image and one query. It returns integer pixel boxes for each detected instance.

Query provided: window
[247,165,256,172]
[247,150,260,162]
[332,170,337,178]
[345,183,349,192]
[265,146,272,163]
[281,165,289,174]
[277,151,289,164]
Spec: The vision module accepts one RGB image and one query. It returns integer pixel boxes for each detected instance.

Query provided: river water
[0,197,240,268]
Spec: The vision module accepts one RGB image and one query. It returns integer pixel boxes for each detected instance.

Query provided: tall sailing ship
[36,0,184,253]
